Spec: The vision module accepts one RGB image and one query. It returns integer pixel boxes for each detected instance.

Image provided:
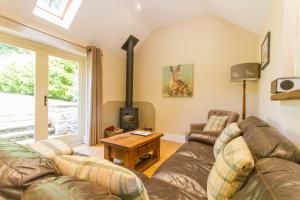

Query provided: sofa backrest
[232,158,300,200]
[208,110,240,126]
[239,116,300,163]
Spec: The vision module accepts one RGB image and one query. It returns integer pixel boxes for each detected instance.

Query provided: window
[48,56,80,137]
[33,0,82,29]
[36,0,71,19]
[0,43,36,142]
[0,32,86,144]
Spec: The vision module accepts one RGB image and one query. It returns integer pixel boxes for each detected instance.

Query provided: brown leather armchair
[186,110,240,144]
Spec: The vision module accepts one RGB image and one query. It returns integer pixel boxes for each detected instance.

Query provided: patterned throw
[54,155,149,200]
[204,115,228,131]
[213,123,241,158]
[28,139,73,159]
[207,137,254,200]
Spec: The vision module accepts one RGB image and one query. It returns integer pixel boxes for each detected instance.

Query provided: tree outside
[0,43,79,102]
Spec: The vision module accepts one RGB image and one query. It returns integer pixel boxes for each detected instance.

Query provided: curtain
[87,46,103,146]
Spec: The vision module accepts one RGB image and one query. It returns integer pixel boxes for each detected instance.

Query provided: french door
[0,32,86,144]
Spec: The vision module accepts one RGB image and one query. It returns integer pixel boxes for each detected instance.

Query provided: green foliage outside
[0,43,79,102]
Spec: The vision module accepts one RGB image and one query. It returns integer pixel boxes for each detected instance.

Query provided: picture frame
[261,32,271,70]
[162,63,193,97]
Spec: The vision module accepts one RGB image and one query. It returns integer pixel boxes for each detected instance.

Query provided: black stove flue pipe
[121,35,139,108]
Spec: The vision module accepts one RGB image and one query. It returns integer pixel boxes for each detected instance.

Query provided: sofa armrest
[186,123,207,141]
[187,130,221,145]
[190,123,206,131]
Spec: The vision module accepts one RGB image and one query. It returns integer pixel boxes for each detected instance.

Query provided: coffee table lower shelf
[135,156,158,172]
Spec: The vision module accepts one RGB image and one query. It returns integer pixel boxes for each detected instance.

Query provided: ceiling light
[136,3,141,10]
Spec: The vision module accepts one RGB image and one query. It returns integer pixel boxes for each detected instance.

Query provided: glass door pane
[0,43,35,142]
[48,55,79,137]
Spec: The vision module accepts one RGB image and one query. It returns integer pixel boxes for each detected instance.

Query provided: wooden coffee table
[101,132,163,171]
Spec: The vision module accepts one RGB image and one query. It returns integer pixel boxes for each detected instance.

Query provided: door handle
[44,95,48,106]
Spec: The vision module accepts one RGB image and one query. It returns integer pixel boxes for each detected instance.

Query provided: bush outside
[0,43,79,102]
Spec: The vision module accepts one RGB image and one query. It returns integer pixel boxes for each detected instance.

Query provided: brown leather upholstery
[21,176,120,200]
[1,116,300,200]
[188,130,219,145]
[135,117,300,200]
[137,142,215,199]
[143,178,206,200]
[239,116,300,163]
[232,158,300,200]
[0,140,60,200]
[187,110,240,141]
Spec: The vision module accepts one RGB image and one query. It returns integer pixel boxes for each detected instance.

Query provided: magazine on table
[131,130,152,136]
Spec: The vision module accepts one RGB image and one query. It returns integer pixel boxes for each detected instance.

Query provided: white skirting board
[161,133,185,143]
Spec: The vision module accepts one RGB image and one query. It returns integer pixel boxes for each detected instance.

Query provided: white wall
[135,15,259,136]
[258,0,300,146]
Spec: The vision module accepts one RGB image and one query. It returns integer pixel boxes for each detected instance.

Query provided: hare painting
[163,64,193,97]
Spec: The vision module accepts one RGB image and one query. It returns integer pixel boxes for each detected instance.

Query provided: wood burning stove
[120,35,139,132]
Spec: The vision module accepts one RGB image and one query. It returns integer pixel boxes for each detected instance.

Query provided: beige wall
[135,15,259,136]
[102,49,125,104]
[258,0,300,146]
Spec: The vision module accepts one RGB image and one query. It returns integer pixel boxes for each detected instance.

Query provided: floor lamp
[231,63,261,120]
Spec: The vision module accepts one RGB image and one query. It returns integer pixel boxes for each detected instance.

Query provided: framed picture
[261,32,271,70]
[162,63,193,97]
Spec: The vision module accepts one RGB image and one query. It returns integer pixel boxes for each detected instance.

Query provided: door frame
[0,32,86,145]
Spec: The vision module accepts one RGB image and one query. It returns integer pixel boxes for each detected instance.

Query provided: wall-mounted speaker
[271,77,300,94]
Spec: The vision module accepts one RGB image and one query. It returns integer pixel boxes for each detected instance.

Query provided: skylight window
[33,0,82,29]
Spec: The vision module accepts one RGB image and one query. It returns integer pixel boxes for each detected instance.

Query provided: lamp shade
[231,63,261,82]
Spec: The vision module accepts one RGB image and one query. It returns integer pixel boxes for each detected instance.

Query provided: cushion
[21,176,120,200]
[204,115,228,131]
[213,123,241,158]
[232,158,300,200]
[54,155,148,200]
[0,139,60,200]
[28,139,73,159]
[207,137,254,200]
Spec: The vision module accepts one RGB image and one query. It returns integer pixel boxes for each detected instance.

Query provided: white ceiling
[0,0,271,55]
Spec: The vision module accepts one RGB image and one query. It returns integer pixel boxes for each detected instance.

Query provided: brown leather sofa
[136,116,300,200]
[186,110,240,143]
[1,116,300,200]
[0,140,120,200]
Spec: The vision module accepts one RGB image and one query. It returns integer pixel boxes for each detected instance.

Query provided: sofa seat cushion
[239,117,300,163]
[207,137,254,200]
[232,158,300,200]
[143,178,206,200]
[150,142,215,198]
[54,155,148,200]
[21,176,120,200]
[175,141,215,164]
[0,139,60,200]
[153,154,212,198]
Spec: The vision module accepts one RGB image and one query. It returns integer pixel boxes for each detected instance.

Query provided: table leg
[104,145,113,162]
[124,150,136,169]
[153,139,160,161]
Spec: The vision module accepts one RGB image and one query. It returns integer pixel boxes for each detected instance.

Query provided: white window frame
[33,0,83,29]
[0,31,86,145]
